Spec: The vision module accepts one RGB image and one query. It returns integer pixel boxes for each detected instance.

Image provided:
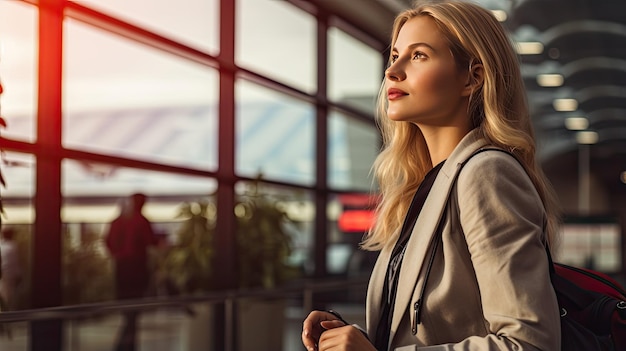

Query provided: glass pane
[71,0,219,54]
[236,80,315,185]
[62,159,217,303]
[0,1,37,142]
[1,152,35,312]
[235,181,314,286]
[1,151,35,221]
[61,302,219,350]
[236,0,316,93]
[63,20,218,171]
[328,111,379,191]
[329,27,383,115]
[556,220,622,273]
[0,322,28,348]
[326,193,376,278]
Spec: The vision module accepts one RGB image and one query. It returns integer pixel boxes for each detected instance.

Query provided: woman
[302,1,561,350]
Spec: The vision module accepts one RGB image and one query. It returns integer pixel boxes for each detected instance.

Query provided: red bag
[550,262,626,351]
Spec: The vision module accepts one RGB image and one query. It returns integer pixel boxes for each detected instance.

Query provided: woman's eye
[412,51,426,60]
[391,54,399,63]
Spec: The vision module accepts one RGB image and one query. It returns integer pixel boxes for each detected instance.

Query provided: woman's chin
[387,112,409,122]
[386,110,400,121]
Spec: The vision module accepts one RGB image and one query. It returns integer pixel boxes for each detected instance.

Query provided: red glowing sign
[338,209,375,233]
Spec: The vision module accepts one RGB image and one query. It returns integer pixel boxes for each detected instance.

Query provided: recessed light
[576,131,598,145]
[553,98,578,112]
[621,171,626,184]
[537,74,564,87]
[516,42,544,55]
[565,117,588,130]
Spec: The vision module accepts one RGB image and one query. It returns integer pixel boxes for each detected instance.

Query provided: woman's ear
[462,63,484,96]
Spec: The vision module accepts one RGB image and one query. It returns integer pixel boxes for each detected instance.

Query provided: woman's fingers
[320,319,346,329]
[318,325,376,351]
[302,311,341,351]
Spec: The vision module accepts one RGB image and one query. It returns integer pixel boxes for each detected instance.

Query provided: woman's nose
[385,64,405,81]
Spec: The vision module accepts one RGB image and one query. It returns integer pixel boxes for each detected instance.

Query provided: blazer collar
[366,129,489,345]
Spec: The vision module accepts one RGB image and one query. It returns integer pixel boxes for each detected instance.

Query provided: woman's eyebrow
[392,42,437,53]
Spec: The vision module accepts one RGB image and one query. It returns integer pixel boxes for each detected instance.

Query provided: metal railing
[0,276,369,351]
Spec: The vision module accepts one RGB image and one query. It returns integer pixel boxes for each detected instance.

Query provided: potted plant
[63,227,115,304]
[234,178,302,351]
[159,178,300,293]
[158,178,302,350]
[157,201,215,295]
[235,178,300,289]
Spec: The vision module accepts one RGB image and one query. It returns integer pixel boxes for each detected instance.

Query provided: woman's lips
[387,88,407,100]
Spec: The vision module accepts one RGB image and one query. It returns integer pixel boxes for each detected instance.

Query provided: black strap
[415,147,512,329]
[413,212,445,330]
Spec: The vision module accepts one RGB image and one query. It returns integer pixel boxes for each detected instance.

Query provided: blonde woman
[302,1,561,350]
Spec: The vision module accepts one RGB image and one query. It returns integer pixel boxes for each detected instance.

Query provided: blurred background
[0,0,623,350]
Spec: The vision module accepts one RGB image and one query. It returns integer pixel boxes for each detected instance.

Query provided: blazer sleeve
[417,152,561,351]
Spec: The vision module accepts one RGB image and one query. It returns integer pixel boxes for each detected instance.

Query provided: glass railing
[0,276,368,351]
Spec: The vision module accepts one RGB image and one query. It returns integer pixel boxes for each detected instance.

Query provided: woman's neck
[420,125,472,166]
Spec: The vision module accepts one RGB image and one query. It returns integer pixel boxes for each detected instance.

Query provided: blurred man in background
[106,193,156,351]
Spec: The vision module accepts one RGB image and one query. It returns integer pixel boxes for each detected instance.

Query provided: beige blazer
[366,130,561,350]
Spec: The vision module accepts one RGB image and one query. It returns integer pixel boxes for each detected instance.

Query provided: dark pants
[114,260,149,351]
[115,311,139,351]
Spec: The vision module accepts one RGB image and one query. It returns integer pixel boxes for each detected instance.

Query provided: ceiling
[314,0,626,214]
[504,0,626,214]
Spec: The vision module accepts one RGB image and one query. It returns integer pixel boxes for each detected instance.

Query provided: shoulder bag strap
[416,147,513,324]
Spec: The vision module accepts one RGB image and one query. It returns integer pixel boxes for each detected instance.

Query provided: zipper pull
[412,299,421,335]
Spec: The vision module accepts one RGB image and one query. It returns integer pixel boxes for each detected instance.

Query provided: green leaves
[159,178,302,292]
[160,200,215,294]
[235,179,299,289]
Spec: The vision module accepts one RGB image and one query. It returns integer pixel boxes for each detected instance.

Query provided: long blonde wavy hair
[361,0,561,251]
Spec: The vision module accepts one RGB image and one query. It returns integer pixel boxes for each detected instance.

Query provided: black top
[374,161,445,351]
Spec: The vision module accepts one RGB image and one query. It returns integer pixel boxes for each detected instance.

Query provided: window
[1,151,35,223]
[2,0,386,314]
[61,159,217,303]
[0,1,37,143]
[556,217,622,273]
[236,0,316,93]
[72,0,219,54]
[63,19,218,170]
[236,80,315,185]
[234,181,313,287]
[328,110,379,191]
[329,27,383,115]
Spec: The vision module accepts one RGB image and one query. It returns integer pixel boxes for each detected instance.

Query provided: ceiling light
[576,131,598,145]
[537,74,564,87]
[553,98,578,112]
[491,10,507,22]
[621,171,626,184]
[565,117,589,130]
[516,42,544,55]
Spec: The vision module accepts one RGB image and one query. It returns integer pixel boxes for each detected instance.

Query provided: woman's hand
[302,310,376,351]
[317,324,377,351]
[302,311,346,351]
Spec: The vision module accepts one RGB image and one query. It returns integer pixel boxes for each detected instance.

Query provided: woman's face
[386,16,470,127]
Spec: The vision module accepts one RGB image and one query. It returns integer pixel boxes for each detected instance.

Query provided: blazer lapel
[386,130,488,346]
[366,242,393,340]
